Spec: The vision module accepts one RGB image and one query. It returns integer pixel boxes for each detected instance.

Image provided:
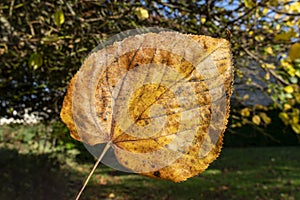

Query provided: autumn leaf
[284,103,292,111]
[259,112,271,125]
[241,108,250,117]
[279,112,289,125]
[274,29,297,41]
[244,0,255,8]
[289,2,300,13]
[284,85,294,93]
[252,115,261,125]
[53,9,65,27]
[291,124,300,134]
[289,43,300,61]
[60,30,233,198]
[134,7,149,20]
[262,63,276,69]
[28,52,43,70]
[264,47,273,55]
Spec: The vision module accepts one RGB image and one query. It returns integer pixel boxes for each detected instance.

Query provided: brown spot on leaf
[154,171,160,177]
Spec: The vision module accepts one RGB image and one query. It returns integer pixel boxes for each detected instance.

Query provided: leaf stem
[75,142,111,200]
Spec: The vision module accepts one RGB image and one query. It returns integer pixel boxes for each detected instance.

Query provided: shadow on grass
[0,148,81,200]
[77,147,300,200]
[1,147,299,200]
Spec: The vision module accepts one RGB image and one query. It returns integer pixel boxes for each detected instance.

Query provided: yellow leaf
[262,8,269,15]
[286,20,295,27]
[241,108,250,117]
[279,112,289,125]
[284,103,292,111]
[267,88,272,93]
[274,29,297,41]
[296,70,300,78]
[201,17,206,24]
[274,13,282,20]
[265,72,270,80]
[244,0,255,8]
[255,35,264,41]
[231,122,242,128]
[289,2,300,13]
[252,115,261,125]
[281,59,290,68]
[292,108,300,117]
[264,47,273,55]
[292,116,299,124]
[284,85,294,93]
[134,7,149,20]
[291,124,300,134]
[262,63,276,69]
[60,32,234,183]
[254,104,268,111]
[281,59,296,76]
[243,94,249,100]
[259,112,271,125]
[289,43,300,61]
[53,9,65,27]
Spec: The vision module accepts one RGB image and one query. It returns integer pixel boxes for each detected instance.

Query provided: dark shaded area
[0,145,299,200]
[73,147,300,200]
[0,148,80,200]
[225,109,300,147]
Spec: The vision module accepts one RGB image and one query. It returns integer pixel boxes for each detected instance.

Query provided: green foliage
[0,122,81,157]
[0,0,300,137]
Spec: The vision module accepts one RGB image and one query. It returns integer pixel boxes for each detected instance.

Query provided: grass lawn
[1,146,299,200]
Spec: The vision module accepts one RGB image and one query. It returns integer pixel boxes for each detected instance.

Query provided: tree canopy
[0,0,299,136]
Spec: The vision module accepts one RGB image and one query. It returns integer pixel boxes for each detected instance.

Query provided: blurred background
[0,0,299,199]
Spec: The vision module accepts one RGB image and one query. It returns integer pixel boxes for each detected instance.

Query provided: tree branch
[241,46,289,85]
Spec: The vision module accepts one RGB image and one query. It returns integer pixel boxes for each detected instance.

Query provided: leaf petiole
[75,142,111,200]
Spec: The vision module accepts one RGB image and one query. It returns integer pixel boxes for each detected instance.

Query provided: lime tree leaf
[60,31,233,198]
[289,43,300,61]
[289,2,300,13]
[244,0,255,8]
[259,112,271,125]
[279,112,289,125]
[291,124,300,134]
[284,103,292,111]
[274,29,297,41]
[268,0,278,6]
[284,85,294,93]
[241,108,250,117]
[252,115,261,125]
[134,7,149,20]
[53,9,65,27]
[28,52,43,70]
[262,63,276,69]
[264,47,274,55]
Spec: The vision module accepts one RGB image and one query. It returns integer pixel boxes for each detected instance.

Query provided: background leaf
[53,9,64,27]
[28,52,43,70]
